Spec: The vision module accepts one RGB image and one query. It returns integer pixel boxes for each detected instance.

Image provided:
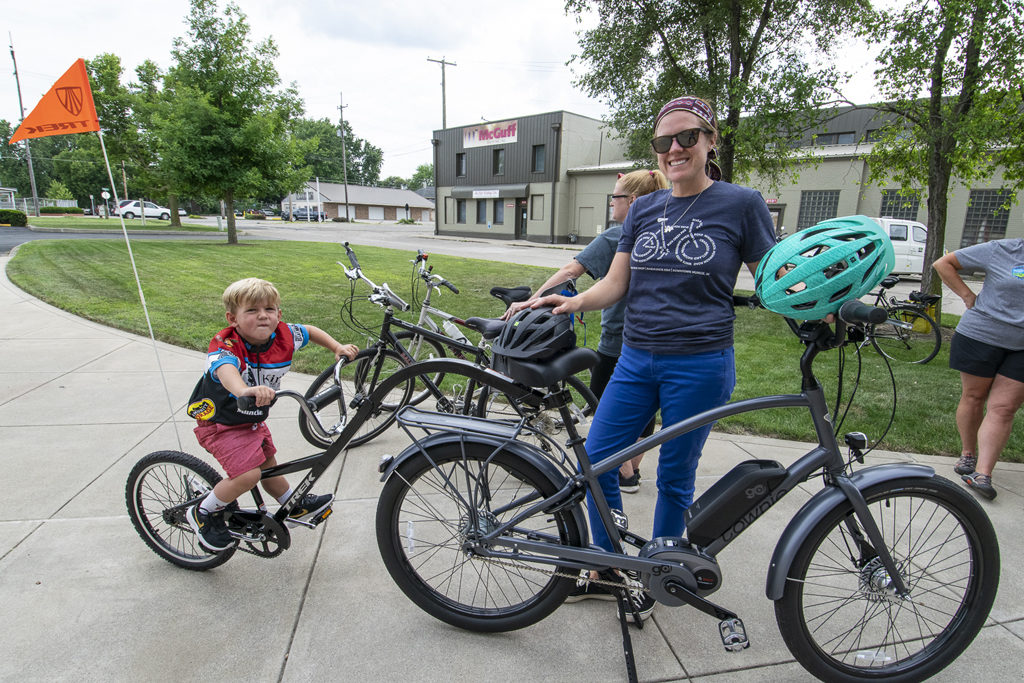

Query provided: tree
[47,180,73,200]
[566,0,870,187]
[860,0,1024,304]
[292,117,384,186]
[408,163,434,190]
[380,175,406,189]
[155,0,310,243]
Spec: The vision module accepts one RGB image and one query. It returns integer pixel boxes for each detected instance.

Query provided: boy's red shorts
[194,421,277,479]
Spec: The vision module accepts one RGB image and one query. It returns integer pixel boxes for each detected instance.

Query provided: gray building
[433,111,629,243]
[747,105,1023,249]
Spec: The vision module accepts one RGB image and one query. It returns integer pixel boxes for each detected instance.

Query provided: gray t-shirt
[954,238,1024,350]
[575,226,625,356]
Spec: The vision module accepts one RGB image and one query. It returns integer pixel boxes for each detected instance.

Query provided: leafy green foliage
[408,163,434,190]
[859,0,1024,297]
[291,118,383,186]
[0,209,27,226]
[565,0,870,188]
[46,180,73,200]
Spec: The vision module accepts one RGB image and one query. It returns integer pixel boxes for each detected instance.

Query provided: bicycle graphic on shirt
[633,217,716,266]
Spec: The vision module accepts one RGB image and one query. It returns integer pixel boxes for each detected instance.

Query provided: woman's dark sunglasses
[651,128,711,154]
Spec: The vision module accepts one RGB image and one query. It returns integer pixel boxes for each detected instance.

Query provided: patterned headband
[655,96,717,131]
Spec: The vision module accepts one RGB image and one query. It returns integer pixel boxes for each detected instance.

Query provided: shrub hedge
[0,209,27,226]
[40,206,84,214]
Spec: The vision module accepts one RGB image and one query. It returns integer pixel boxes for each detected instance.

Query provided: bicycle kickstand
[613,587,640,683]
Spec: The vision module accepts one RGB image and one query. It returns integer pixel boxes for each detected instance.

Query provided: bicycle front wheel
[869,306,941,364]
[125,450,236,570]
[300,348,413,449]
[774,476,998,681]
[376,441,584,632]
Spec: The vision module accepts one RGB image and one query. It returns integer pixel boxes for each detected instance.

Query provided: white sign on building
[463,120,518,148]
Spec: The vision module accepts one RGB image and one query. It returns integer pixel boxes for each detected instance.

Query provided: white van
[869,216,928,276]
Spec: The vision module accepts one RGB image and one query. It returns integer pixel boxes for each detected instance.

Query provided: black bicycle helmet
[491,306,576,362]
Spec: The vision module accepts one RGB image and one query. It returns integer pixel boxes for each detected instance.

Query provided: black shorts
[949,332,1024,382]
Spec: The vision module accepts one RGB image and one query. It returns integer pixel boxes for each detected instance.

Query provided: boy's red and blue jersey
[186,322,309,425]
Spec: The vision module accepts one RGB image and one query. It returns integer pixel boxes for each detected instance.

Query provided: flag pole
[96,129,183,450]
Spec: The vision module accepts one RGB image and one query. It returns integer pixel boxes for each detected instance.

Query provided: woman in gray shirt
[934,238,1024,500]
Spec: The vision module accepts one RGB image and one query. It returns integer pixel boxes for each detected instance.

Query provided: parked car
[114,200,171,220]
[868,216,928,276]
[286,207,326,221]
[178,208,188,217]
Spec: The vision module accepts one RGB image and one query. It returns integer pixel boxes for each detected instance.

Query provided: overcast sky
[3,0,882,181]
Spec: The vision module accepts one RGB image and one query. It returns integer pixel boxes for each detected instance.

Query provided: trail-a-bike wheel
[775,476,998,681]
[476,374,598,444]
[868,306,941,364]
[394,330,448,407]
[299,348,414,449]
[126,450,236,570]
[376,441,584,632]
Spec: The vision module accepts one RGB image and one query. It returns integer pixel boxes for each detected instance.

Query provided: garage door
[368,206,384,220]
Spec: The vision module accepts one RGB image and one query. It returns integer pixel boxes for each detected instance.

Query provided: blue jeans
[584,344,736,551]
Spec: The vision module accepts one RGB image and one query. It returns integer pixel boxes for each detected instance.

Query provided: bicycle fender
[764,463,934,601]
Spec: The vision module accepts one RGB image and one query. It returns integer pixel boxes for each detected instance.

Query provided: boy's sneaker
[619,571,656,623]
[619,470,641,494]
[565,571,618,602]
[953,454,977,475]
[962,472,997,500]
[186,505,234,551]
[288,493,334,520]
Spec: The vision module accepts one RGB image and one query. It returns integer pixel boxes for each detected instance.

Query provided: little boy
[185,277,359,551]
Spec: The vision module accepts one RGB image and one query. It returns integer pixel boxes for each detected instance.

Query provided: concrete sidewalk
[1,253,1021,682]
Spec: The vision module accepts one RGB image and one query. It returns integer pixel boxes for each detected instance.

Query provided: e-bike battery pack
[684,459,787,546]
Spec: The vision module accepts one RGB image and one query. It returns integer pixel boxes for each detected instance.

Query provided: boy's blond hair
[222,278,281,312]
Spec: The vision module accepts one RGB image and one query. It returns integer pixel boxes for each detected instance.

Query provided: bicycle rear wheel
[869,306,941,364]
[125,450,236,570]
[774,476,998,681]
[476,374,598,440]
[299,348,413,449]
[376,441,584,632]
[394,331,448,407]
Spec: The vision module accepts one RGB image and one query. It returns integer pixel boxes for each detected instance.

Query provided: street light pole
[338,92,351,222]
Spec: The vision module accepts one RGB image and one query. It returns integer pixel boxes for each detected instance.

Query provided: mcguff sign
[463,120,517,148]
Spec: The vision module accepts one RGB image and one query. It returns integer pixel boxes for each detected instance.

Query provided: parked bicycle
[373,299,998,682]
[862,275,943,364]
[297,243,597,449]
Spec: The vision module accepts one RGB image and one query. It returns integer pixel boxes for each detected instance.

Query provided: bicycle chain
[469,554,650,594]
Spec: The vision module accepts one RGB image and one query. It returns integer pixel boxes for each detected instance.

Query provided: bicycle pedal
[610,508,629,532]
[719,617,749,652]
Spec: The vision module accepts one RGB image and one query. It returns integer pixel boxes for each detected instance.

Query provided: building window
[476,200,487,224]
[456,198,466,224]
[814,131,856,145]
[880,190,920,221]
[530,194,544,220]
[456,153,467,177]
[493,148,505,176]
[493,199,504,224]
[961,189,1012,247]
[532,144,546,173]
[796,190,840,230]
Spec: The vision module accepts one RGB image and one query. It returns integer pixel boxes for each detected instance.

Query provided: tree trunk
[168,194,182,228]
[225,190,237,244]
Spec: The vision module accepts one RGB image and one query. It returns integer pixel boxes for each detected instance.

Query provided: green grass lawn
[9,238,1015,462]
[25,216,218,231]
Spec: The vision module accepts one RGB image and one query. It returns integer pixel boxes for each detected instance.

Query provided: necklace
[657,181,712,232]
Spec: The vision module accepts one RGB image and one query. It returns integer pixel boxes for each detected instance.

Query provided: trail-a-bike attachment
[374,297,999,683]
[297,243,596,449]
[126,349,385,570]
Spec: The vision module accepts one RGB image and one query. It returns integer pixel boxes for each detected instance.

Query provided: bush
[396,218,417,225]
[244,212,266,220]
[0,209,27,226]
[332,216,349,222]
[40,206,83,214]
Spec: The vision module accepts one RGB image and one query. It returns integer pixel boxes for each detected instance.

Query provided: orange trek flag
[9,58,100,144]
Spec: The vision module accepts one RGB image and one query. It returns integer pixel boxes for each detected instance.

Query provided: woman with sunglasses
[533,95,776,621]
[505,169,669,493]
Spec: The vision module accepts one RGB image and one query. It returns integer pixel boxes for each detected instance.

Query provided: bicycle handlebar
[838,300,886,325]
[343,241,360,270]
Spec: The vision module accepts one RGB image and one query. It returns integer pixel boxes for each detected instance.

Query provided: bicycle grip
[381,283,411,311]
[442,279,459,294]
[343,242,360,270]
[838,300,886,325]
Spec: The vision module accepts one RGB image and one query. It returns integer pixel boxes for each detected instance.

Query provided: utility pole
[426,56,456,129]
[9,34,40,217]
[337,92,351,222]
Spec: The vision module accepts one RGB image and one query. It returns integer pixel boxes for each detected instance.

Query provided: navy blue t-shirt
[618,182,775,353]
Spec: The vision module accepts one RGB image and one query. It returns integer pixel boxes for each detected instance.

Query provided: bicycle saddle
[464,317,506,340]
[879,276,900,289]
[909,290,941,305]
[496,347,599,387]
[490,285,532,307]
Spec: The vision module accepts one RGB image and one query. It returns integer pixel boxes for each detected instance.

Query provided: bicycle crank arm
[663,578,739,623]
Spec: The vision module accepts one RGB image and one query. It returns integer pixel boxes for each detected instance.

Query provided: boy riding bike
[185,278,358,551]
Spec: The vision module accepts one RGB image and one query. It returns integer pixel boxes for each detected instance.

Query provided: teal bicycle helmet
[754,216,895,320]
